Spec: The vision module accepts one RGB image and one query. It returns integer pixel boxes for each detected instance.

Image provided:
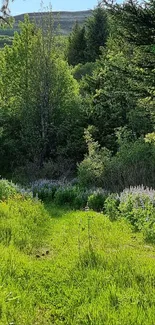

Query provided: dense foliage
[0,15,86,181]
[1,1,155,190]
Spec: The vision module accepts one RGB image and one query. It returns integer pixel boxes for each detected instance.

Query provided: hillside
[14,10,92,34]
[0,10,92,48]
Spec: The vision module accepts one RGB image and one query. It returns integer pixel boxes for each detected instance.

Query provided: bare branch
[0,0,12,24]
[1,0,11,16]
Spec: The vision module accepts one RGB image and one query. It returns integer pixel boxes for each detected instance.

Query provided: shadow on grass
[44,202,71,218]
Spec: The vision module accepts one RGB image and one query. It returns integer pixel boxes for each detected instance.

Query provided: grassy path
[1,202,155,324]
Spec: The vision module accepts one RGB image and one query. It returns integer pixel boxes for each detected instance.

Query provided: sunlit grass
[1,200,155,324]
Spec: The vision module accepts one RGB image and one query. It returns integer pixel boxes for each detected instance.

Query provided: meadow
[1,3,155,324]
[1,181,155,324]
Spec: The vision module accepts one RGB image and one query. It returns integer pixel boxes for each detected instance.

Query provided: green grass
[1,199,155,324]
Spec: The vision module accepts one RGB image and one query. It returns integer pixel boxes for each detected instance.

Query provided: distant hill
[0,10,92,48]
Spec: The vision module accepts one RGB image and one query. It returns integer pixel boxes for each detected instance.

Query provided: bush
[54,185,88,209]
[143,217,155,244]
[78,126,110,187]
[53,185,90,209]
[78,157,104,187]
[103,139,155,191]
[54,186,77,205]
[30,179,61,201]
[73,191,88,209]
[0,179,19,200]
[119,189,155,231]
[120,185,155,206]
[88,191,108,212]
[29,180,89,209]
[104,194,120,221]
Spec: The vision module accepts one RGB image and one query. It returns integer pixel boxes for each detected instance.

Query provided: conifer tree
[67,21,87,66]
[86,6,108,62]
[102,0,155,46]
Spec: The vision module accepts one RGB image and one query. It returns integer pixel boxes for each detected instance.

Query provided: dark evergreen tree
[103,0,155,46]
[86,6,108,62]
[66,21,87,66]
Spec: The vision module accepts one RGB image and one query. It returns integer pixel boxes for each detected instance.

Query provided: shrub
[72,191,88,209]
[54,186,76,205]
[78,126,110,187]
[119,189,155,231]
[120,185,155,206]
[53,185,90,209]
[30,179,62,201]
[104,194,120,221]
[0,179,19,200]
[103,139,155,191]
[143,217,155,244]
[78,157,104,187]
[54,185,80,206]
[88,190,108,212]
[29,180,88,209]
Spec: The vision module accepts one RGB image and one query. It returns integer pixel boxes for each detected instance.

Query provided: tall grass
[0,196,50,253]
[1,198,155,324]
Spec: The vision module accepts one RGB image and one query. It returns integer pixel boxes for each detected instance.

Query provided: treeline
[1,3,155,190]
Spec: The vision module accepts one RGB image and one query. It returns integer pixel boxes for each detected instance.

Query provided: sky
[10,0,99,16]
